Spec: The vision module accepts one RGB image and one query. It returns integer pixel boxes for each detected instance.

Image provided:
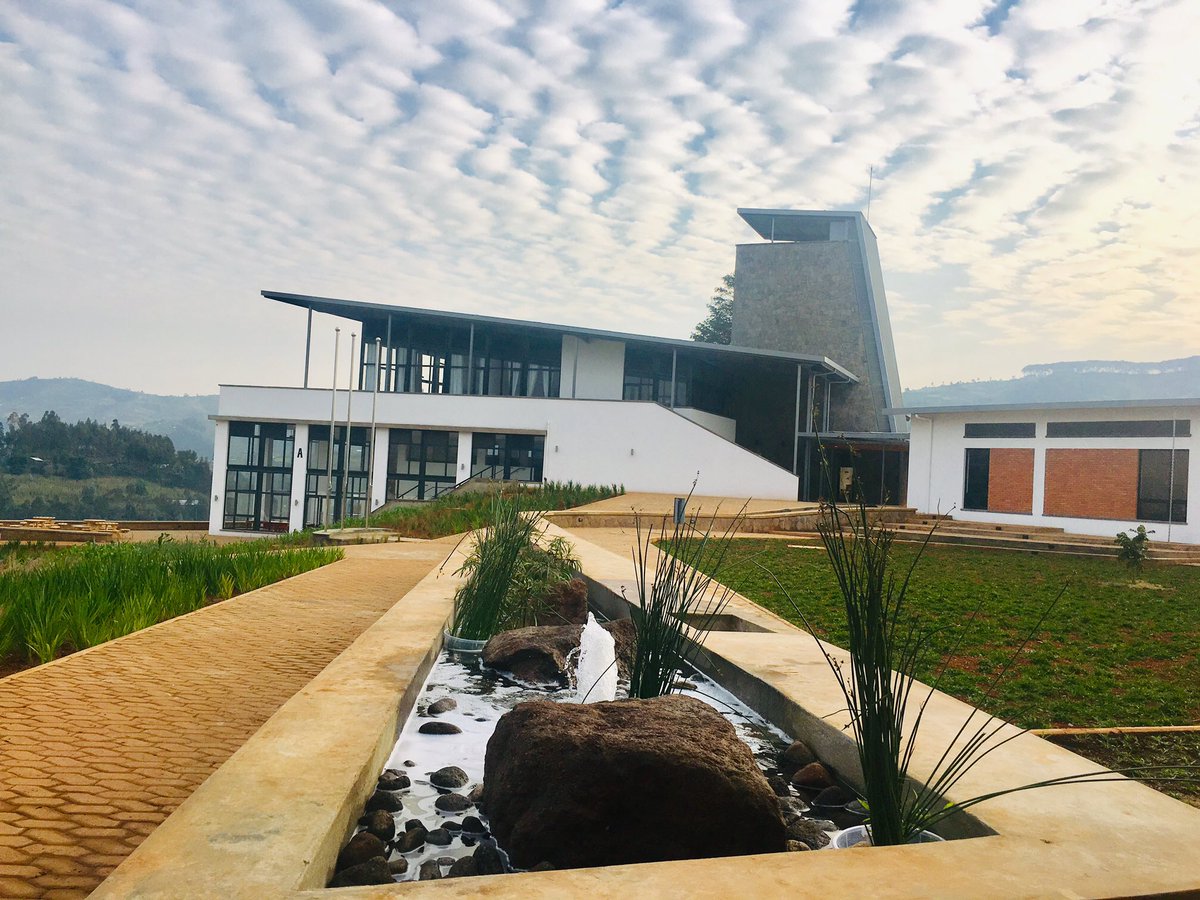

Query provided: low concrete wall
[94,525,1200,898]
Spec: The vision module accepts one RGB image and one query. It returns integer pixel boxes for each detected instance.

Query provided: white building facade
[902,400,1198,544]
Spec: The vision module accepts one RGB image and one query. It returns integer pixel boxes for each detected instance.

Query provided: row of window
[962,447,1189,523]
[964,420,1191,439]
[222,423,545,531]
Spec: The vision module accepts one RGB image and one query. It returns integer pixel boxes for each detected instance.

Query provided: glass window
[964,423,1036,439]
[1047,420,1191,438]
[962,448,990,511]
[1137,450,1189,522]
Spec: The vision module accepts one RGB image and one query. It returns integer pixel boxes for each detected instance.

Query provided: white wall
[906,404,1199,543]
[209,386,799,534]
[289,423,308,531]
[674,407,737,442]
[560,335,625,400]
[208,420,229,533]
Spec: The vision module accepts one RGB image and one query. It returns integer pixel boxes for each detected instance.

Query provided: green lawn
[701,539,1200,729]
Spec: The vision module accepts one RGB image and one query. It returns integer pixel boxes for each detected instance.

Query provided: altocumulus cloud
[0,0,1197,393]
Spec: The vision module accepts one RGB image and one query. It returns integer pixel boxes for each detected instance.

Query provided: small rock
[442,820,462,832]
[365,790,403,812]
[447,856,478,878]
[404,819,424,832]
[431,766,470,789]
[785,816,835,850]
[473,842,505,876]
[359,809,396,843]
[786,840,811,852]
[467,784,485,804]
[378,770,410,792]
[435,792,472,812]
[438,856,455,867]
[336,832,385,872]
[388,857,409,876]
[404,759,417,767]
[397,827,427,853]
[329,857,391,887]
[419,722,463,735]
[790,762,834,791]
[779,740,817,778]
[812,785,850,807]
[460,815,486,834]
[425,827,453,846]
[428,697,458,715]
[528,861,555,872]
[418,859,441,880]
[767,774,791,797]
[461,835,477,847]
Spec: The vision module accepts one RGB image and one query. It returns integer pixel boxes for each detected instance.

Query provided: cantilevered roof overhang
[737,208,874,243]
[263,290,858,382]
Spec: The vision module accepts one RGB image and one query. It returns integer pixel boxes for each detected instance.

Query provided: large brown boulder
[481,619,635,685]
[481,694,786,869]
[534,577,589,625]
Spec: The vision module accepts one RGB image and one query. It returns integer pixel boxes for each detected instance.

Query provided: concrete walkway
[0,541,450,899]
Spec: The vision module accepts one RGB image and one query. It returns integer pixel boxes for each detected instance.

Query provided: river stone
[329,857,391,888]
[460,815,486,834]
[785,816,835,849]
[473,843,506,876]
[778,740,817,778]
[419,721,463,735]
[431,766,470,789]
[404,819,424,832]
[365,790,403,812]
[388,857,409,875]
[441,819,462,832]
[336,832,386,871]
[359,809,396,842]
[533,577,589,625]
[378,770,410,791]
[467,783,485,805]
[787,840,811,852]
[426,827,453,846]
[482,694,786,869]
[428,697,457,715]
[790,762,835,791]
[397,827,427,853]
[480,619,636,686]
[418,860,441,880]
[813,785,851,807]
[435,792,472,813]
[767,774,792,797]
[447,856,478,878]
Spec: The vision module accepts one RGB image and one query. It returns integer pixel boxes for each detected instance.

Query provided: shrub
[1115,525,1154,570]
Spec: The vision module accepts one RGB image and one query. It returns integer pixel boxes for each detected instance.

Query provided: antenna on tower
[866,165,874,220]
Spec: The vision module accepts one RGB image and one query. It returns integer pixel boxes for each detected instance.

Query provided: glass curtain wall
[387,429,460,501]
[364,323,560,399]
[470,433,545,482]
[304,425,370,527]
[223,421,294,532]
[621,347,728,415]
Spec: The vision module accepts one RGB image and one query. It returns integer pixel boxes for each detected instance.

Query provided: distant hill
[0,378,217,457]
[903,356,1200,407]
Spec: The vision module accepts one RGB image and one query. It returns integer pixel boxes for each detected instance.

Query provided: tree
[690,274,734,344]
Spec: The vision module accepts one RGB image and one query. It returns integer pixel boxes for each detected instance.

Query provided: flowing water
[373,648,801,881]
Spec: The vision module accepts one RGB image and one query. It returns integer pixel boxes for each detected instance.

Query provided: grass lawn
[700,539,1200,730]
[1046,732,1200,807]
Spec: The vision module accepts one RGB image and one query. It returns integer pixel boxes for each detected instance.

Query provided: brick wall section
[1044,448,1139,519]
[987,448,1034,513]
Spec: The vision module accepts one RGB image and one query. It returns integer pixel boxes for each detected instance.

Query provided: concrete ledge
[94,525,1200,898]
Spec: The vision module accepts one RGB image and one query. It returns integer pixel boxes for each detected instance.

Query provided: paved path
[0,541,450,899]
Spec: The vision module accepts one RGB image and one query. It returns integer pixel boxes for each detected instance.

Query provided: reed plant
[0,538,341,667]
[626,499,742,699]
[768,491,1196,845]
[448,495,543,641]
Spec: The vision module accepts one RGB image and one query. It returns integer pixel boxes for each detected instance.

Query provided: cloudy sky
[2,0,1198,396]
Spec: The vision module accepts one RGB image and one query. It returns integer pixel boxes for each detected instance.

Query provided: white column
[371,426,389,511]
[209,420,229,535]
[456,430,473,483]
[289,424,309,532]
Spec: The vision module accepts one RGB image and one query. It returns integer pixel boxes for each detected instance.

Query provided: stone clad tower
[732,209,904,435]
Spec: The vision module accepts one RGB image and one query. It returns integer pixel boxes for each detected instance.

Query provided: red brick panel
[987,448,1034,513]
[1044,448,1139,519]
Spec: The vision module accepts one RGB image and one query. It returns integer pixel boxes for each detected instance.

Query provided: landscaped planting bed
[0,538,342,670]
